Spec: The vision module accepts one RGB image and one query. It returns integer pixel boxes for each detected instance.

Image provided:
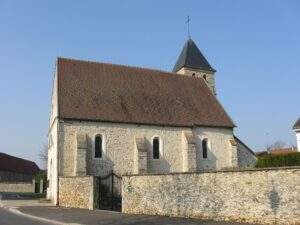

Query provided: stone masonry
[59,176,94,209]
[122,167,300,225]
[236,139,257,167]
[134,137,148,174]
[183,132,197,172]
[0,181,35,193]
[58,120,238,177]
[177,67,216,95]
[74,134,88,176]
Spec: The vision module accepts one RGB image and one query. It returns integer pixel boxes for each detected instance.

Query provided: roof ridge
[0,152,37,165]
[57,57,184,78]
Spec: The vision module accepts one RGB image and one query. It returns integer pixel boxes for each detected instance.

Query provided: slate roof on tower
[293,118,300,129]
[57,57,234,128]
[172,38,216,73]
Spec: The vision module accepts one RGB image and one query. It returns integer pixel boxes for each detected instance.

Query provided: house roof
[172,38,216,73]
[256,147,298,156]
[57,57,235,128]
[293,117,300,129]
[0,152,40,175]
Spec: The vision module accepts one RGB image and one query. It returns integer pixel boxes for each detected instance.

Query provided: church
[47,38,256,204]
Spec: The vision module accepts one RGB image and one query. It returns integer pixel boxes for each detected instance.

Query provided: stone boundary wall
[0,181,35,193]
[59,176,94,209]
[122,167,300,225]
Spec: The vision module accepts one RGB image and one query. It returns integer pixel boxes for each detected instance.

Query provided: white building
[293,118,300,151]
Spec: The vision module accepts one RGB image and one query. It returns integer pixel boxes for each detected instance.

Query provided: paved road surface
[19,206,255,225]
[0,207,51,225]
[0,200,257,225]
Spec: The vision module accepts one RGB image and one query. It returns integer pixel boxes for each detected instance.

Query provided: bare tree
[266,140,286,151]
[39,144,48,168]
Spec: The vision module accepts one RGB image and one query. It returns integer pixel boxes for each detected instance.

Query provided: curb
[0,201,81,225]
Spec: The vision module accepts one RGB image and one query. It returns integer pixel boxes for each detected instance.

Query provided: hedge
[256,152,300,168]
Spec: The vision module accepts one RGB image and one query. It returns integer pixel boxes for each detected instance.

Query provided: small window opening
[202,138,208,159]
[192,73,196,77]
[203,74,207,80]
[153,137,160,159]
[95,135,103,158]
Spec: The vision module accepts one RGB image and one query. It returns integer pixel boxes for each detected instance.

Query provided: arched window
[203,74,207,80]
[95,135,103,158]
[192,73,196,77]
[153,137,160,159]
[202,138,208,159]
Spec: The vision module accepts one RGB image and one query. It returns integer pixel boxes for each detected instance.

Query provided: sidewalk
[0,199,52,208]
[0,200,257,225]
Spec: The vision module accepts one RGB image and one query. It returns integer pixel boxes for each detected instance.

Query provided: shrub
[34,170,47,182]
[34,170,47,193]
[255,152,300,168]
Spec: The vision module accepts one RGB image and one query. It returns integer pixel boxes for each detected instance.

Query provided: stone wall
[236,137,257,168]
[176,67,216,95]
[59,120,236,177]
[47,69,59,204]
[194,127,236,170]
[0,181,35,193]
[122,167,300,225]
[58,176,94,209]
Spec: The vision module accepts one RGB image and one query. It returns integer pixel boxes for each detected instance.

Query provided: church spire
[186,16,191,38]
[173,38,217,95]
[172,38,215,73]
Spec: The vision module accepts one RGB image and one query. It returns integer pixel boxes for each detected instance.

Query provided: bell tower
[173,38,217,95]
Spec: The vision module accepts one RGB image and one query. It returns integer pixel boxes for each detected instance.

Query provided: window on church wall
[202,138,208,159]
[95,135,103,158]
[203,74,207,81]
[153,137,160,159]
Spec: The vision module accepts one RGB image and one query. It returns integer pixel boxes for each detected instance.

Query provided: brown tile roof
[293,117,300,129]
[257,147,298,156]
[0,152,40,175]
[57,58,235,128]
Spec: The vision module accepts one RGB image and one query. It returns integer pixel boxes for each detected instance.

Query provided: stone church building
[47,38,256,204]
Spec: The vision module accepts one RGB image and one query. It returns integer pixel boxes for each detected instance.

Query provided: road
[0,201,256,225]
[19,206,252,225]
[0,207,51,225]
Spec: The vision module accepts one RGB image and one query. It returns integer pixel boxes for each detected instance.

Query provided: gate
[97,171,122,211]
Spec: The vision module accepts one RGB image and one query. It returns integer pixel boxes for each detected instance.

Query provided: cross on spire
[186,16,191,38]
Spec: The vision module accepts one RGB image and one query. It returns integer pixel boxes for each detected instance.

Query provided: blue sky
[0,0,299,168]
